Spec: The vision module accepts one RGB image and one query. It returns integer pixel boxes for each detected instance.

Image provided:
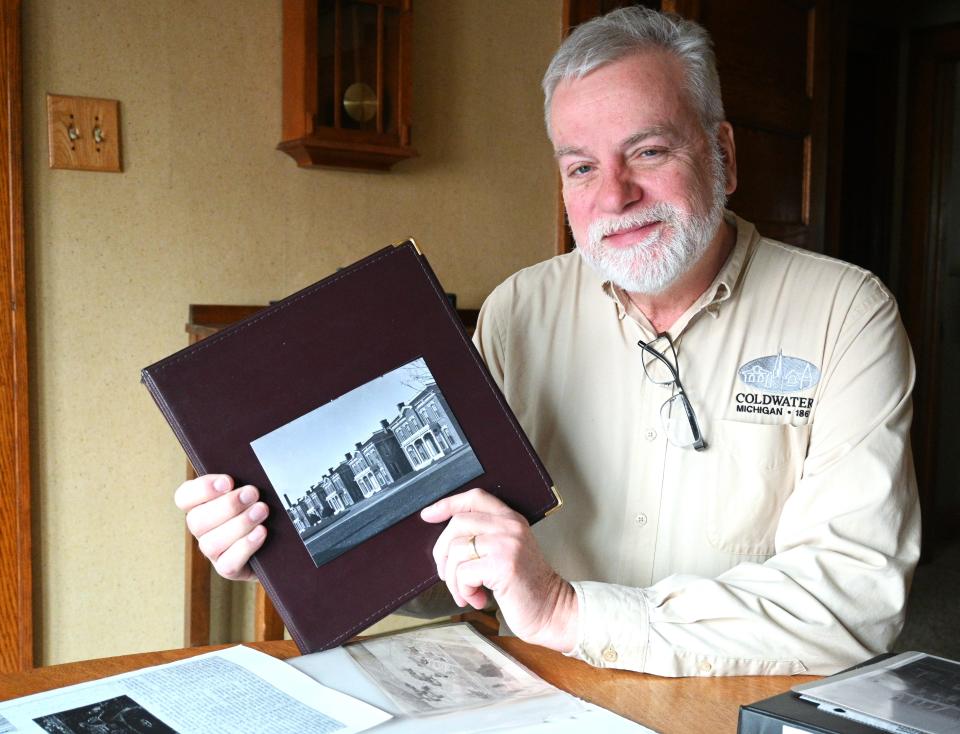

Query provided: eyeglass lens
[641,335,678,385]
[660,393,701,448]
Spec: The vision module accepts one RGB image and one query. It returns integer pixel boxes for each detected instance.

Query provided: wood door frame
[0,0,33,672]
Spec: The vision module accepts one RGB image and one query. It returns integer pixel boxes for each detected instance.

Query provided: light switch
[47,94,122,172]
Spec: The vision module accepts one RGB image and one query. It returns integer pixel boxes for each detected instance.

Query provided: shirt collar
[697,210,753,316]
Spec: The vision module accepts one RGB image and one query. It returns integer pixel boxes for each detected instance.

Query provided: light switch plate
[47,94,122,172]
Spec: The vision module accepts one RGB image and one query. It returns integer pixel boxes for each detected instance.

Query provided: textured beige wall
[23,0,561,665]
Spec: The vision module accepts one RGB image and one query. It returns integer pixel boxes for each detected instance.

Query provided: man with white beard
[176,7,920,676]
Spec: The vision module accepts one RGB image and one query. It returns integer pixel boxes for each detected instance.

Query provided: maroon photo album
[141,241,560,653]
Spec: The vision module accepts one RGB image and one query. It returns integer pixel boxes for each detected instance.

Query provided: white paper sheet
[0,645,391,734]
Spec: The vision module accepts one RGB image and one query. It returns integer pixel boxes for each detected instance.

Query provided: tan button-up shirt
[473,214,920,676]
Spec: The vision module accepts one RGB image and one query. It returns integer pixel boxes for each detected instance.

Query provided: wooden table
[0,638,815,733]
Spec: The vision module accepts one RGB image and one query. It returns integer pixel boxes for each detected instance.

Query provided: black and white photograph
[33,694,179,734]
[251,357,483,568]
[346,624,555,716]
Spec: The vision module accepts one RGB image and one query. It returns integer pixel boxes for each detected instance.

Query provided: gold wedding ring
[469,535,480,561]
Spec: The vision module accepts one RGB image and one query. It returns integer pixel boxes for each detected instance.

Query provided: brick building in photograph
[390,383,466,471]
[286,381,468,531]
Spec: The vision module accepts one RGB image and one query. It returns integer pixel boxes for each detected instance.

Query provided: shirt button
[635,513,648,527]
[644,428,657,441]
[699,661,713,673]
[602,645,618,663]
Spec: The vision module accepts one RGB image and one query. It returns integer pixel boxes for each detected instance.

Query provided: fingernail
[239,487,257,505]
[213,477,231,493]
[247,503,268,523]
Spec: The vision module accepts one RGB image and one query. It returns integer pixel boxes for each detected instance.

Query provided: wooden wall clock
[278,0,416,171]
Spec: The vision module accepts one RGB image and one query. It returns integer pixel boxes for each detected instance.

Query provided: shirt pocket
[705,420,811,556]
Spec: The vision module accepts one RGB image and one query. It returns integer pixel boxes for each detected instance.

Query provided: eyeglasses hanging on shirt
[637,334,707,451]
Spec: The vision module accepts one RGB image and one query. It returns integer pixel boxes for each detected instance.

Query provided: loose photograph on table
[251,357,483,567]
[347,624,556,716]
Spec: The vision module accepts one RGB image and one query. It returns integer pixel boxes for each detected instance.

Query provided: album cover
[142,241,560,652]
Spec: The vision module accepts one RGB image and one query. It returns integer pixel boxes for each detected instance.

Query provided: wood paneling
[732,126,807,226]
[899,22,960,551]
[834,15,898,285]
[0,0,33,673]
[697,0,829,250]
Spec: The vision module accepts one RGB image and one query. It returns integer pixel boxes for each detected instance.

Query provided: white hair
[542,6,725,139]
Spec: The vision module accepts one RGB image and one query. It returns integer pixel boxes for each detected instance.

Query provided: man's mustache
[588,204,678,243]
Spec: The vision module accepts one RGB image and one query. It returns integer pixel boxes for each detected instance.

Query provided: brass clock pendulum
[343,4,377,124]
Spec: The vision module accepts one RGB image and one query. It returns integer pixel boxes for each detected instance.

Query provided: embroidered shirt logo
[738,351,820,394]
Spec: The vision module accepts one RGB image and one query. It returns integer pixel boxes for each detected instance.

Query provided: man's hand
[420,488,578,653]
[174,474,269,582]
